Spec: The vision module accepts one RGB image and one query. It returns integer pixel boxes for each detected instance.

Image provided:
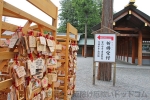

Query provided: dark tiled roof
[92,4,150,31]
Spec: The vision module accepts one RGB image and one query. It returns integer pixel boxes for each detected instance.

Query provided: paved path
[72,57,150,100]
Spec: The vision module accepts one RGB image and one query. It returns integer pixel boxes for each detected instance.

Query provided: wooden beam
[0,78,12,91]
[132,37,135,63]
[0,48,8,52]
[114,27,138,31]
[114,12,128,22]
[30,25,38,30]
[27,0,57,19]
[22,21,32,34]
[0,60,8,71]
[0,52,18,60]
[67,23,77,35]
[117,34,138,36]
[138,31,142,65]
[38,25,44,33]
[132,11,150,26]
[1,35,11,39]
[142,35,150,38]
[3,10,24,19]
[51,6,58,100]
[3,1,56,31]
[0,0,3,39]
[2,22,39,36]
[2,21,18,32]
[30,25,54,32]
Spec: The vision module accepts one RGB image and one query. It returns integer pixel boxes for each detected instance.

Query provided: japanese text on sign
[94,34,116,62]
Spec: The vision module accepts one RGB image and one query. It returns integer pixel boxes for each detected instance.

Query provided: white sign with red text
[94,34,116,62]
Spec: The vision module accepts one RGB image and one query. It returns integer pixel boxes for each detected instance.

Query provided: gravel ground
[72,57,150,100]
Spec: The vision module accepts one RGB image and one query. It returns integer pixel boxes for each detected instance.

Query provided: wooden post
[132,37,135,63]
[119,44,121,60]
[123,41,125,61]
[138,31,142,65]
[113,63,116,86]
[82,46,84,57]
[52,7,58,100]
[0,0,3,39]
[92,47,94,57]
[93,62,96,85]
[121,43,123,60]
[135,38,138,59]
[127,38,129,62]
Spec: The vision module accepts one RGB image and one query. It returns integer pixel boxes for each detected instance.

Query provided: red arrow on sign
[97,35,114,40]
[97,35,101,40]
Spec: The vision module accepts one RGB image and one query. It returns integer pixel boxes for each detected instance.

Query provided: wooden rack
[56,23,78,100]
[0,0,58,100]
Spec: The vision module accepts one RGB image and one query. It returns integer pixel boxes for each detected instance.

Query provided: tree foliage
[58,0,102,38]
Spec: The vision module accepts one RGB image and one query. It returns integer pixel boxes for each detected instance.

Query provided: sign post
[93,33,117,86]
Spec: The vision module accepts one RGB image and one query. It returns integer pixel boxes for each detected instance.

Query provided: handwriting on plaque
[46,39,53,47]
[9,33,18,48]
[46,88,52,97]
[40,36,46,45]
[29,36,36,47]
[47,73,57,82]
[56,44,62,50]
[30,62,36,75]
[37,41,46,51]
[34,58,44,69]
[15,66,26,78]
[49,47,54,52]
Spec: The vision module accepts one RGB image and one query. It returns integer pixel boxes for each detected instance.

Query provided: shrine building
[92,1,150,65]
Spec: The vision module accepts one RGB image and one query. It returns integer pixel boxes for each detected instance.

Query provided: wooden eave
[92,4,150,32]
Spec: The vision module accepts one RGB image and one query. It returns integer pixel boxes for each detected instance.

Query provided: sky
[2,0,150,28]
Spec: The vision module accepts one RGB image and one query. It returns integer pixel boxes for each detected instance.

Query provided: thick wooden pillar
[121,43,123,60]
[127,39,129,62]
[97,0,113,81]
[135,38,138,59]
[82,46,84,57]
[0,0,3,39]
[123,42,125,61]
[117,44,119,58]
[138,31,142,65]
[132,37,135,63]
[120,44,121,60]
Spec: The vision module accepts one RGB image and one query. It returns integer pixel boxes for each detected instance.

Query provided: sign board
[94,34,116,62]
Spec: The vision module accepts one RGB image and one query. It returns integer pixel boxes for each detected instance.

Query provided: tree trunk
[97,0,113,81]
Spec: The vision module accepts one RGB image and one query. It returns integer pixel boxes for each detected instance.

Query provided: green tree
[58,0,102,37]
[58,0,78,32]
